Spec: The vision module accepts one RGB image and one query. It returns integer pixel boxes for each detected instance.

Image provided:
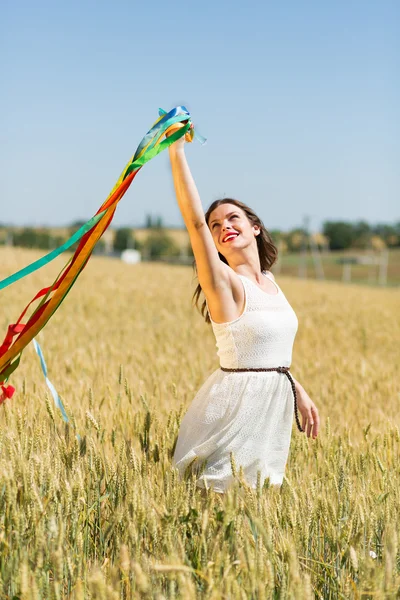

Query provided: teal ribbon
[0,210,106,291]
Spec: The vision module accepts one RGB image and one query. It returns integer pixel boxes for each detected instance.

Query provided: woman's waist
[219,365,291,373]
[219,362,292,372]
[215,347,294,370]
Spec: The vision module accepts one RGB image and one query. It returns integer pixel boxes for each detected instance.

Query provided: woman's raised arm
[168,136,205,229]
[168,137,231,293]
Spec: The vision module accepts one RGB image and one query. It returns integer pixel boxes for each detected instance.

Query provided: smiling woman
[166,123,320,495]
[193,199,280,322]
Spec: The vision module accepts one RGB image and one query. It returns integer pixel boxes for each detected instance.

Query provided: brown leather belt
[220,365,303,432]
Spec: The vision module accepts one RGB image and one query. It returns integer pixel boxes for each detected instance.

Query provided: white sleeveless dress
[172,271,299,493]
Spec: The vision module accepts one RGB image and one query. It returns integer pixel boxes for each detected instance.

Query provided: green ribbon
[124,120,191,178]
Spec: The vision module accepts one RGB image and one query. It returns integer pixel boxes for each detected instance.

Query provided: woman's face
[208,204,260,255]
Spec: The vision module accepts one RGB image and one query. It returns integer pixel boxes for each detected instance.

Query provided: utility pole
[298,215,309,279]
[309,231,325,280]
[378,249,389,286]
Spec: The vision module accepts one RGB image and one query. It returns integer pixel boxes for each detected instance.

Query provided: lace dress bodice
[205,271,298,369]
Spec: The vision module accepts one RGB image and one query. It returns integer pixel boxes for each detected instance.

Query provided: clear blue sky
[2,0,399,232]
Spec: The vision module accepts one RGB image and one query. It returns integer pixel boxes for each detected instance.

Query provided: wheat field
[0,247,399,599]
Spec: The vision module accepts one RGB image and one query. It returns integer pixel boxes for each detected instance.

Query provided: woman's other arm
[291,375,320,439]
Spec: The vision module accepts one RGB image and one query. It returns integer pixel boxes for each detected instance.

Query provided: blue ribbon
[32,339,77,431]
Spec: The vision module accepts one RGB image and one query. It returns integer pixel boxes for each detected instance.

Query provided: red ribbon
[0,323,26,356]
[0,384,15,405]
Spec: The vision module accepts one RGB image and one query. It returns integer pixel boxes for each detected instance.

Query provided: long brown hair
[191,198,278,324]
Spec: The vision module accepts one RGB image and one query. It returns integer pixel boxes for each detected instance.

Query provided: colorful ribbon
[0,107,205,402]
[32,339,70,423]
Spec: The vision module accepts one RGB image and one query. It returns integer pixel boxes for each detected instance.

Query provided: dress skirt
[172,367,294,493]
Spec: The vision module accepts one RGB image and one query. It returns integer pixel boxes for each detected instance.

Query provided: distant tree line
[321,220,399,250]
[113,227,183,259]
[0,216,184,260]
[1,218,398,257]
[1,228,67,251]
[271,220,399,252]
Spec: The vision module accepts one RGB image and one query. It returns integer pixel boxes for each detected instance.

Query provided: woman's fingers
[301,405,319,438]
[311,405,320,439]
[301,410,307,432]
[306,411,314,438]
